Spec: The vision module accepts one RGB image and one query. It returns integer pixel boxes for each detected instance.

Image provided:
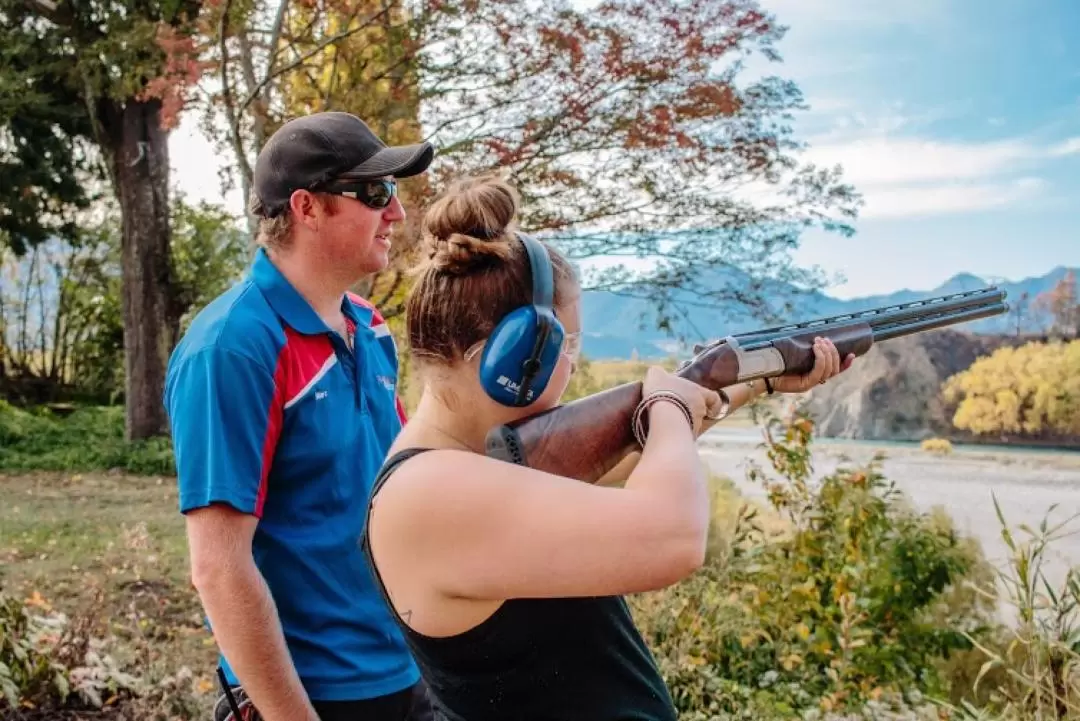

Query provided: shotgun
[484,286,1009,480]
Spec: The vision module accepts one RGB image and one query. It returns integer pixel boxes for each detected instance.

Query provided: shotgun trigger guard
[723,335,785,382]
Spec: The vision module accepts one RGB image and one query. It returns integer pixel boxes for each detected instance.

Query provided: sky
[167,0,1080,300]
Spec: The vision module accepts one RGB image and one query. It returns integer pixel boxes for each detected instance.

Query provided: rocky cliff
[801,329,1025,441]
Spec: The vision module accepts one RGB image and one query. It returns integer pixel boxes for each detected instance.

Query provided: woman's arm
[368,393,711,606]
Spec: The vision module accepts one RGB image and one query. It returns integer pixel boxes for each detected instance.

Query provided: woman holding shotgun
[361,174,854,720]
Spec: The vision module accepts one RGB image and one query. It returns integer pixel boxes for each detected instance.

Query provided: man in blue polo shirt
[164,112,435,721]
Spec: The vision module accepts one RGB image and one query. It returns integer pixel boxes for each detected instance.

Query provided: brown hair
[248,191,346,251]
[406,174,578,366]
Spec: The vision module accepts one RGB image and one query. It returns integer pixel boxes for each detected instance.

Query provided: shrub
[0,581,208,720]
[0,585,142,712]
[630,407,997,719]
[0,401,174,476]
[921,437,954,455]
[944,498,1080,720]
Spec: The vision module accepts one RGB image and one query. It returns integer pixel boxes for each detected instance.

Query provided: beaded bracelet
[631,390,695,447]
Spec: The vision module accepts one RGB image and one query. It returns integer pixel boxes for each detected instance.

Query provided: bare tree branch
[228,4,396,150]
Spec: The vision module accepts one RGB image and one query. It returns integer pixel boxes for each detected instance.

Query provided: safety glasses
[320,178,398,210]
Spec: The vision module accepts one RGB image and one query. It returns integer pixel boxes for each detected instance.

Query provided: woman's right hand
[642,366,722,435]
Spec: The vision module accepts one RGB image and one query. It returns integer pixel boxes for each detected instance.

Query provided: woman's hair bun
[421,174,520,275]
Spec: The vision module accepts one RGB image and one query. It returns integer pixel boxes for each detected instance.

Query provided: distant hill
[578,265,1077,360]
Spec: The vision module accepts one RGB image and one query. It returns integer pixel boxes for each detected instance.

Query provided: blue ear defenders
[476,233,566,407]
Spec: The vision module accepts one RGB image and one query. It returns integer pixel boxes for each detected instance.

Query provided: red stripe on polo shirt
[256,328,337,515]
[257,355,287,517]
[281,327,338,409]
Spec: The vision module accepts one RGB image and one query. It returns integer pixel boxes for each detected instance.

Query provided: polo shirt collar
[250,248,372,334]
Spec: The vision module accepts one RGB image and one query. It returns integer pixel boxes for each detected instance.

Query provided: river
[698,426,1080,614]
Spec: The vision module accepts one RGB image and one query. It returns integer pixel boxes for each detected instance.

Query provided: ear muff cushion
[478,306,563,406]
[477,233,565,407]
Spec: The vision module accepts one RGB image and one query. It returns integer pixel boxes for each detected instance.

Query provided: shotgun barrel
[723,286,1007,350]
[870,300,1009,341]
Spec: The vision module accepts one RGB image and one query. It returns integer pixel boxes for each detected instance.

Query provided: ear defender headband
[476,233,566,407]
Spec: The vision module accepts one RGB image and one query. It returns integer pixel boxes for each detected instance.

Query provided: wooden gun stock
[484,285,1010,481]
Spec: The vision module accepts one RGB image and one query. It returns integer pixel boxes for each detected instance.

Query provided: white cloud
[1049,137,1080,157]
[857,177,1048,220]
[785,100,1077,220]
[801,136,1040,186]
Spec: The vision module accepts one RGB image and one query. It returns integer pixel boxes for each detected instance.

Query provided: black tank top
[361,448,678,721]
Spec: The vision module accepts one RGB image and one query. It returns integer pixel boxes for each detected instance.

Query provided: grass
[0,469,219,718]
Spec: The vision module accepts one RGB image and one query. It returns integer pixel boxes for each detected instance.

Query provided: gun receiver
[484,286,1009,480]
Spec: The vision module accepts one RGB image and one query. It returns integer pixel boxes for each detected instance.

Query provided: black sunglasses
[319,178,398,209]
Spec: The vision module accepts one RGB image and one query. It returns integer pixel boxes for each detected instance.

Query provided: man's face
[293,176,407,279]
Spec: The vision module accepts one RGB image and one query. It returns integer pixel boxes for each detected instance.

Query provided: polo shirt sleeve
[165,345,283,517]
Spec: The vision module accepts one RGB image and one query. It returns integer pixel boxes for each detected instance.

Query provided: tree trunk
[102,98,174,440]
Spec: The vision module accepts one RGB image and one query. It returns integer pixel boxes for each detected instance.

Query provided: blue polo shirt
[163,248,418,701]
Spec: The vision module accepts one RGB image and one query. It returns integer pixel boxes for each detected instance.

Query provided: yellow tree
[942,340,1080,440]
[279,0,428,304]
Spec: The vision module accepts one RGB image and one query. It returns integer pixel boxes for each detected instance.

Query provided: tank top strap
[361,447,433,554]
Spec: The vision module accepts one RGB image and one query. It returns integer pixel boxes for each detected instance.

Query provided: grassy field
[0,469,219,718]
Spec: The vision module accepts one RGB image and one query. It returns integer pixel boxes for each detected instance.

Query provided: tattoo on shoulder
[402,609,413,624]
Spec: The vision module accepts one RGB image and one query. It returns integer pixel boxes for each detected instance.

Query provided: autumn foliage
[138,22,214,130]
[943,339,1080,441]
[1033,270,1080,339]
[193,0,858,319]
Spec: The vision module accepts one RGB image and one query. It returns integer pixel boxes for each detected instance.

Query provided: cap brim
[344,142,435,180]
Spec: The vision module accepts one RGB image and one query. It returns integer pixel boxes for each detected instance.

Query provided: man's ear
[289,190,321,231]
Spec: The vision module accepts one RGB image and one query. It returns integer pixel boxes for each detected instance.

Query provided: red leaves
[424,0,801,204]
[136,22,212,130]
[484,137,522,165]
[625,105,676,150]
[537,26,586,69]
[676,83,743,119]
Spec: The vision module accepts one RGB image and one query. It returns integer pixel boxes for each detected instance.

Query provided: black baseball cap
[252,111,435,218]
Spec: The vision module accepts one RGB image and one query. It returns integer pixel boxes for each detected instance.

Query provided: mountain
[577,266,1078,360]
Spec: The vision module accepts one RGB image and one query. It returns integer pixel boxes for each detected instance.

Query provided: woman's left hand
[771,337,855,394]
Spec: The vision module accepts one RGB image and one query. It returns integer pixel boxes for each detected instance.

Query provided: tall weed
[945,499,1080,720]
